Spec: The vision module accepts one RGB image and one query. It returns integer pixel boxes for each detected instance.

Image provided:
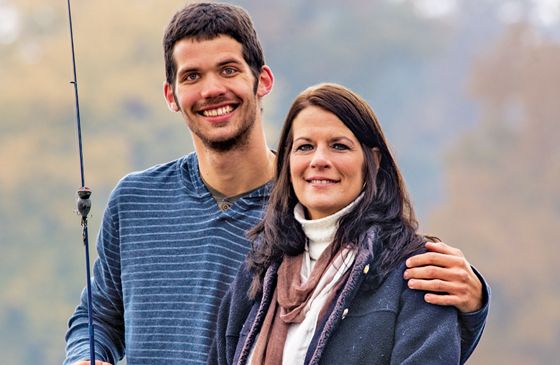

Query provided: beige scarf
[250,246,354,365]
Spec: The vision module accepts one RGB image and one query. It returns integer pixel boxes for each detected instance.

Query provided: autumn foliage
[430,24,560,364]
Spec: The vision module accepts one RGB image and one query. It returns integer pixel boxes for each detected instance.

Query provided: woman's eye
[295,144,313,152]
[332,143,349,150]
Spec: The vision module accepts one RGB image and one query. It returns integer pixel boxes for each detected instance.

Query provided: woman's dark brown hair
[247,83,426,297]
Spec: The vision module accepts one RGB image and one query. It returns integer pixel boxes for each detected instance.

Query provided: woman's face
[289,106,365,220]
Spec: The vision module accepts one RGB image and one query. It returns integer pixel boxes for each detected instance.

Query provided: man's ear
[256,65,274,97]
[164,82,180,112]
[372,147,381,170]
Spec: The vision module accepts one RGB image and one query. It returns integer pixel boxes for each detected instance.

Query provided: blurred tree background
[0,0,558,363]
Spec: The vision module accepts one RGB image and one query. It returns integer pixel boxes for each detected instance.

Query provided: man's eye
[183,73,199,82]
[222,67,238,76]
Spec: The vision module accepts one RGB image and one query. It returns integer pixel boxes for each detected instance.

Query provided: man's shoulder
[119,153,198,186]
[108,154,197,201]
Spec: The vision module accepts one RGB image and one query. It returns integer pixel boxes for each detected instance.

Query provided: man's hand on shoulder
[404,241,483,313]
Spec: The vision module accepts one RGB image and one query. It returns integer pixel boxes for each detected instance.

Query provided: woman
[209,83,460,364]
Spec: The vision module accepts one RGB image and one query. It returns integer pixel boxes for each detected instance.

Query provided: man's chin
[205,135,249,152]
[202,125,254,152]
[207,139,240,152]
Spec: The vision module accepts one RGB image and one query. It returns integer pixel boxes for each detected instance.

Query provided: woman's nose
[309,146,330,168]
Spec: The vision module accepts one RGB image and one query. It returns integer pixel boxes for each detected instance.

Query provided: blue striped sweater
[65,153,271,364]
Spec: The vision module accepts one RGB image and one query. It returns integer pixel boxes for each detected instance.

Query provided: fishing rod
[66,0,96,363]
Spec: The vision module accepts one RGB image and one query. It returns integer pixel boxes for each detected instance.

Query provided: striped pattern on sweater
[65,153,271,364]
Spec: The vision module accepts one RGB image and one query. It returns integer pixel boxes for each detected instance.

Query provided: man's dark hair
[163,2,265,86]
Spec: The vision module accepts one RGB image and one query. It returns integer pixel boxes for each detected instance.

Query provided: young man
[64,3,489,364]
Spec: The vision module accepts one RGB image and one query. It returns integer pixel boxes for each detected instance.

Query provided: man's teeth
[202,105,233,117]
[309,179,335,184]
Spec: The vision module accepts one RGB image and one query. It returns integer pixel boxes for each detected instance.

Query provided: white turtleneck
[294,195,362,277]
[278,196,362,365]
[248,196,364,365]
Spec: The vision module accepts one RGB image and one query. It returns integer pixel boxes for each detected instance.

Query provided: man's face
[164,35,270,152]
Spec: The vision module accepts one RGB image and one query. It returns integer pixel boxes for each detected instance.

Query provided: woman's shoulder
[358,238,428,293]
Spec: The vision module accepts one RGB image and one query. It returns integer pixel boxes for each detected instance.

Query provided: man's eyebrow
[217,57,243,67]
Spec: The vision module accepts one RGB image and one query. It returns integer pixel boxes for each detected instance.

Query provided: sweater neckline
[294,194,363,261]
[181,152,273,201]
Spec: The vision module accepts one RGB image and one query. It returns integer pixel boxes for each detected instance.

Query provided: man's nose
[200,74,226,99]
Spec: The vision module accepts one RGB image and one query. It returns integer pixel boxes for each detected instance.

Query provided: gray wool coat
[208,229,488,365]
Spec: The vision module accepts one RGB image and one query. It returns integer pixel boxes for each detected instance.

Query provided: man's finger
[406,251,463,269]
[425,241,464,257]
[407,278,459,294]
[424,293,462,307]
[404,265,462,281]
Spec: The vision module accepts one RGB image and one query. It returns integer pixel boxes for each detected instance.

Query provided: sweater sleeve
[458,266,491,363]
[208,262,255,365]
[391,272,461,365]
[64,195,125,365]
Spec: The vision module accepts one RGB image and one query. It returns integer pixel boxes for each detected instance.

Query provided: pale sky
[395,0,560,26]
[0,2,18,44]
[1,0,558,45]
